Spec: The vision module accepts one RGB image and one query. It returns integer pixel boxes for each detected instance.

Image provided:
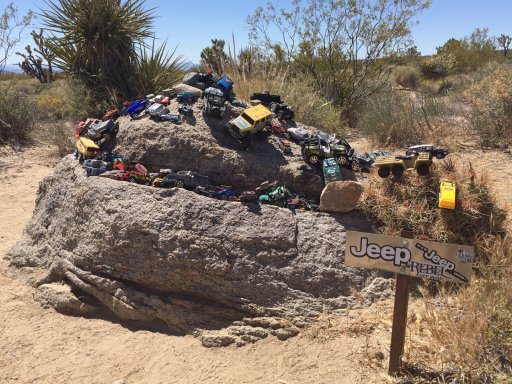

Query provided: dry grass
[463,63,512,149]
[229,64,342,132]
[356,90,451,149]
[359,161,511,381]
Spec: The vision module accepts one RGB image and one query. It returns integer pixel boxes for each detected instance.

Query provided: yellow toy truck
[225,104,273,149]
[438,181,456,209]
[373,152,432,178]
[75,137,100,163]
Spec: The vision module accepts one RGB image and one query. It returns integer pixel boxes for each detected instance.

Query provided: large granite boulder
[7,156,390,343]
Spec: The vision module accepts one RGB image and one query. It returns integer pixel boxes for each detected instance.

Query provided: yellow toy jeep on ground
[438,181,456,209]
[225,104,273,149]
[75,137,100,163]
[374,152,432,178]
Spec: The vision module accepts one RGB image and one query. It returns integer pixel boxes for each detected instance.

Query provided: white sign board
[345,231,474,283]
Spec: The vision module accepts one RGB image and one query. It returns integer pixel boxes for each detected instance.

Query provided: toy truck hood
[232,116,251,130]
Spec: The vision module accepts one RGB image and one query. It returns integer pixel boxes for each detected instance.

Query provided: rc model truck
[225,104,273,149]
[250,91,295,121]
[405,144,449,159]
[301,132,353,166]
[374,152,432,178]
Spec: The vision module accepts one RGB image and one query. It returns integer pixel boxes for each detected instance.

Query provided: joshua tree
[497,34,511,56]
[17,29,55,83]
[200,39,227,74]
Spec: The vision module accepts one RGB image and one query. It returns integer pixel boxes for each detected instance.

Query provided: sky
[4,0,512,68]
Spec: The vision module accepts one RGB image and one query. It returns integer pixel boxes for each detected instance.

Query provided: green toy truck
[301,133,351,166]
[373,152,432,178]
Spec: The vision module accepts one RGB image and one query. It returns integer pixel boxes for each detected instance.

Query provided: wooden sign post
[388,229,413,375]
[345,230,474,376]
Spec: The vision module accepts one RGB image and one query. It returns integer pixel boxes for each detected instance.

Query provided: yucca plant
[132,40,185,98]
[40,0,155,97]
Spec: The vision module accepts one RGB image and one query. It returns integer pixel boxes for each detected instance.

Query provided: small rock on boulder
[320,181,364,213]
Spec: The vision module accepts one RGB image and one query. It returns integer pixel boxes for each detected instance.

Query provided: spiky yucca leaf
[41,0,155,95]
[133,41,186,97]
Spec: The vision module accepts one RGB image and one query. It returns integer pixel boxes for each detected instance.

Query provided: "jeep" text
[350,237,411,266]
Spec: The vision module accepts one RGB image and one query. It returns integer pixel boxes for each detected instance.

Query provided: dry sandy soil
[1,143,510,384]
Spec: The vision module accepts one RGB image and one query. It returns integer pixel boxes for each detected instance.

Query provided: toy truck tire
[391,165,404,178]
[336,155,348,166]
[436,153,444,159]
[129,177,136,183]
[378,167,390,178]
[175,180,185,188]
[351,161,361,172]
[416,164,429,176]
[306,154,320,165]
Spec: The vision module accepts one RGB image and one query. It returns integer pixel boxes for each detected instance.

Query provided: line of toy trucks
[74,70,454,208]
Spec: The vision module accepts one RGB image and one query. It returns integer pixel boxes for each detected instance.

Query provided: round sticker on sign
[456,247,474,263]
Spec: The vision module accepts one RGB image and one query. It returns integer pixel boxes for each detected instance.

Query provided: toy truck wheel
[436,153,444,159]
[336,155,348,166]
[417,164,430,176]
[391,165,404,178]
[276,110,284,120]
[377,167,390,178]
[187,97,193,103]
[144,181,151,186]
[307,154,320,165]
[351,161,361,172]
[175,180,185,188]
[129,177,136,183]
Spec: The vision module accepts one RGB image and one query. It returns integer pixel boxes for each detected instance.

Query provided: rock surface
[320,181,364,213]
[114,100,328,198]
[7,156,390,342]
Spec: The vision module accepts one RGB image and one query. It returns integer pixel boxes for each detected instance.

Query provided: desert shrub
[0,83,36,145]
[357,90,449,147]
[35,78,110,121]
[356,91,422,146]
[465,65,512,148]
[35,121,75,157]
[359,162,510,380]
[394,66,421,90]
[437,29,498,73]
[419,54,457,80]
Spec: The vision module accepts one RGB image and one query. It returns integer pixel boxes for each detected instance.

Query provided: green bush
[0,83,36,145]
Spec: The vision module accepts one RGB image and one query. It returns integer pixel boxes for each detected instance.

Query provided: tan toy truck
[374,152,432,178]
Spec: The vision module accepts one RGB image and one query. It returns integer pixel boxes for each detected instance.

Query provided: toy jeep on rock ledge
[301,132,352,166]
[225,104,273,149]
[374,152,432,178]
